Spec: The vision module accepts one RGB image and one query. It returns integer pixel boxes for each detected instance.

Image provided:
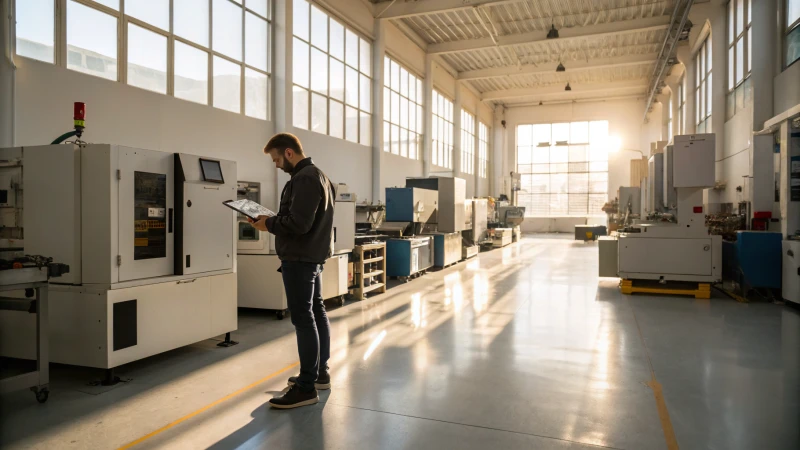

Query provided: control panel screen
[200,159,224,183]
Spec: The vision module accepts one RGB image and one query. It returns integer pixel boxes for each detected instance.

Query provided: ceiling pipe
[642,0,694,123]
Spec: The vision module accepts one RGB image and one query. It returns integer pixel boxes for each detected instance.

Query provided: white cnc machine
[0,144,238,371]
[617,134,722,283]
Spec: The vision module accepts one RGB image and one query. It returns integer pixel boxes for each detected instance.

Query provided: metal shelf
[363,257,384,264]
[364,270,384,278]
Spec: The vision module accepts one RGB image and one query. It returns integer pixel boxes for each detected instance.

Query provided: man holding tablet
[248,133,335,409]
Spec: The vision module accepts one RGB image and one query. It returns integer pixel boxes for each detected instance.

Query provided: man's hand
[247,215,270,232]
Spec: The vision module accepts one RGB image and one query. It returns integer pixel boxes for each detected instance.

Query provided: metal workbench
[0,267,50,403]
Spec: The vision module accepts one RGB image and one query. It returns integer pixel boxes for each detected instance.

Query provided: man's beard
[281,159,293,173]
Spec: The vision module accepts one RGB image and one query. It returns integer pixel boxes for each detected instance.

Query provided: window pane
[67,0,117,81]
[311,48,328,94]
[707,75,713,116]
[330,20,345,61]
[346,29,359,68]
[790,0,800,26]
[174,0,209,46]
[728,47,735,90]
[311,92,327,134]
[293,38,309,88]
[383,122,390,152]
[310,6,328,51]
[360,38,371,76]
[736,0,744,36]
[409,132,418,160]
[391,60,400,92]
[245,68,267,119]
[417,105,423,135]
[360,74,371,113]
[93,0,119,9]
[391,91,400,124]
[552,123,569,143]
[330,101,344,139]
[247,0,269,18]
[16,0,55,63]
[126,0,169,30]
[706,40,712,71]
[728,0,734,44]
[360,112,371,145]
[570,122,589,144]
[392,124,400,155]
[400,128,408,157]
[293,0,309,41]
[175,42,209,105]
[214,0,242,60]
[330,58,344,101]
[346,67,359,107]
[346,106,359,143]
[400,67,409,98]
[409,74,417,102]
[747,28,752,74]
[127,24,167,94]
[788,26,800,67]
[736,38,744,83]
[213,56,241,113]
[400,97,408,129]
[409,105,416,133]
[245,13,268,72]
[293,86,309,129]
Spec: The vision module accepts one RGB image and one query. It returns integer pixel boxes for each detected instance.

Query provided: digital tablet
[222,199,276,220]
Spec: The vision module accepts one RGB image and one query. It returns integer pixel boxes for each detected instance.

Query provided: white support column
[492,104,505,197]
[0,0,14,147]
[453,82,462,177]
[372,19,386,203]
[709,10,726,206]
[750,0,778,215]
[423,54,433,177]
[272,0,293,207]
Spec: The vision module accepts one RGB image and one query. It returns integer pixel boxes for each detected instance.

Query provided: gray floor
[1,235,799,450]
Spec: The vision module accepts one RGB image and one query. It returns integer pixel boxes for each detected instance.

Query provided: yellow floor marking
[647,379,679,450]
[116,361,300,450]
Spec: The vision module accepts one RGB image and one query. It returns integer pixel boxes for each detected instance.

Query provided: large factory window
[432,90,454,169]
[461,110,476,175]
[383,57,423,159]
[479,122,489,179]
[293,0,372,145]
[726,0,752,119]
[787,0,800,67]
[15,0,272,120]
[695,36,712,133]
[516,121,609,217]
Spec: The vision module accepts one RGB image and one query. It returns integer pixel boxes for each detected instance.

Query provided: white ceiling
[371,0,678,106]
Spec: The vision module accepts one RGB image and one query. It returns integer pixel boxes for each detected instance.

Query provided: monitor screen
[200,159,224,183]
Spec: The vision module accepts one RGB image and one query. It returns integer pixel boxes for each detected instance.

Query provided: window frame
[677,77,685,135]
[461,109,476,175]
[432,89,454,169]
[292,0,372,145]
[786,0,800,68]
[695,36,712,132]
[478,121,490,179]
[727,0,752,92]
[382,55,423,160]
[15,0,272,119]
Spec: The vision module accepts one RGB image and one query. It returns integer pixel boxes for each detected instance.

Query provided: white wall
[13,58,279,208]
[774,63,800,115]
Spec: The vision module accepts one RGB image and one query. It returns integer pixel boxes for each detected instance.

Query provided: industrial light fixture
[556,61,566,72]
[564,82,572,91]
[547,24,559,39]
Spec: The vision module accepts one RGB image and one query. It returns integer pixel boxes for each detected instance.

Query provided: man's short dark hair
[264,133,304,156]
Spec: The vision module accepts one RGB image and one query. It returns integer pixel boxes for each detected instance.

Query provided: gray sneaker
[287,371,331,390]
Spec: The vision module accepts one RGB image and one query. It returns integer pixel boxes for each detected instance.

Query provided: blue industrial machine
[723,231,782,296]
[386,237,433,280]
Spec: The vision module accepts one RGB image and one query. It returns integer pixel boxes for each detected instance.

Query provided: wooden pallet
[620,279,711,299]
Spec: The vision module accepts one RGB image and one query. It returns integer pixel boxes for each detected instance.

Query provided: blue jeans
[281,261,331,392]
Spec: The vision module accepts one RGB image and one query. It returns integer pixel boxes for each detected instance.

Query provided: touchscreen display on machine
[223,199,276,220]
[200,159,224,183]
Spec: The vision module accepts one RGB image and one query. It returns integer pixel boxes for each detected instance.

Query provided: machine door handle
[168,208,173,233]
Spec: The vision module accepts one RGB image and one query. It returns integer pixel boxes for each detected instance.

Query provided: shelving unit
[352,242,387,300]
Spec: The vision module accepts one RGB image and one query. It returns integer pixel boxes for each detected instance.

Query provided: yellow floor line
[116,361,300,450]
[647,379,679,450]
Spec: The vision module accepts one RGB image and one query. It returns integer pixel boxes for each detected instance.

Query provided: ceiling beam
[458,53,658,81]
[428,16,670,54]
[373,0,523,20]
[481,80,648,101]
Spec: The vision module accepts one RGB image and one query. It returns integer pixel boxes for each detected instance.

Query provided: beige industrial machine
[0,144,239,375]
[617,134,722,283]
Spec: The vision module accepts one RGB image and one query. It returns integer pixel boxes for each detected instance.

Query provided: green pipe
[51,130,77,145]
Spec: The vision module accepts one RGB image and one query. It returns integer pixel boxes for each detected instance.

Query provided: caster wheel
[276,310,285,320]
[337,296,345,307]
[35,388,49,403]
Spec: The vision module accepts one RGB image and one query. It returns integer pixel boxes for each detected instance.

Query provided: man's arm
[266,176,321,236]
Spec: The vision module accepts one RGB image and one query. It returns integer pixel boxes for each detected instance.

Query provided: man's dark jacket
[266,158,334,264]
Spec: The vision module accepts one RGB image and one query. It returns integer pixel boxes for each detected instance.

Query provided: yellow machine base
[620,279,711,299]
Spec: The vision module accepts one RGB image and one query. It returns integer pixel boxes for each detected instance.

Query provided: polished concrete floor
[1,235,799,450]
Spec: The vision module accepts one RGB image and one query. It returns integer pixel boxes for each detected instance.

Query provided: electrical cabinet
[673,134,715,188]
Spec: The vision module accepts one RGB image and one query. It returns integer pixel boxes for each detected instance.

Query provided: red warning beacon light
[74,102,86,138]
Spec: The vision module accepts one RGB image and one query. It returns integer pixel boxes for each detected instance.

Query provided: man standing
[249,133,334,409]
